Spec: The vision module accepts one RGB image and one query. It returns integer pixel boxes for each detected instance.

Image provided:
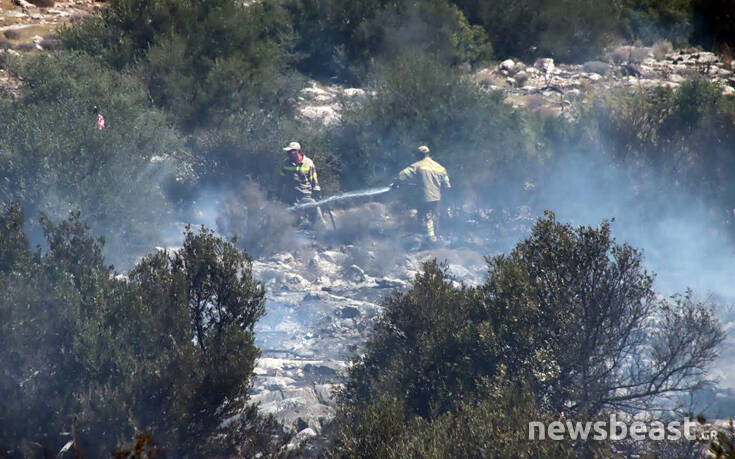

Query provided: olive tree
[333,212,723,456]
[0,204,283,456]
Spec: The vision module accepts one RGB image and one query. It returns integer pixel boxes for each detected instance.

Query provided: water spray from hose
[288,186,392,211]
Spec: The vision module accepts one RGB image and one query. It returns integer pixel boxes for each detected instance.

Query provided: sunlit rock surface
[248,230,487,441]
[475,48,735,119]
[297,47,735,126]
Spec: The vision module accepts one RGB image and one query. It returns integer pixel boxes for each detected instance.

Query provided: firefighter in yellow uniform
[280,141,326,228]
[396,145,451,243]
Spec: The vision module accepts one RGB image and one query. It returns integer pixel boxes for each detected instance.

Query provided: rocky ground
[244,214,735,455]
[3,0,733,122]
[0,0,100,49]
[477,48,734,119]
[2,1,733,446]
[246,218,489,448]
[297,46,735,124]
[0,0,103,96]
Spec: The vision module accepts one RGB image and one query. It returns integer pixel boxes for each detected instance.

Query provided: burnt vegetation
[0,0,734,455]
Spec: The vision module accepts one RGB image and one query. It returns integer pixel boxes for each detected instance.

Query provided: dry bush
[3,29,20,40]
[39,38,60,50]
[630,47,653,62]
[12,42,36,52]
[721,43,733,70]
[28,0,55,6]
[653,40,674,60]
[608,46,651,64]
[608,46,630,64]
[0,40,11,50]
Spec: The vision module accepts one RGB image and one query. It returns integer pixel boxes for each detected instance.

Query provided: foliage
[333,213,723,454]
[591,79,735,230]
[453,0,725,60]
[282,0,492,82]
[331,53,533,192]
[61,0,299,129]
[453,0,620,62]
[284,0,715,71]
[22,0,734,215]
[58,0,319,206]
[0,205,281,456]
[339,259,489,418]
[619,0,694,45]
[186,110,340,195]
[329,390,578,458]
[691,0,735,50]
[0,52,182,267]
[484,212,723,415]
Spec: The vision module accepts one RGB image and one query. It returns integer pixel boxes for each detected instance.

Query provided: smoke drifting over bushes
[519,151,735,300]
[215,182,307,258]
[521,150,735,389]
[3,0,735,453]
[208,145,735,306]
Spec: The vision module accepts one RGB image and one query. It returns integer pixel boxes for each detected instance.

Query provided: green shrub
[283,0,491,82]
[591,79,735,222]
[0,205,283,456]
[331,54,532,191]
[484,212,723,415]
[453,0,620,62]
[58,0,312,200]
[333,212,723,455]
[187,109,340,196]
[619,0,693,45]
[452,0,709,61]
[338,259,490,418]
[330,390,578,458]
[0,52,182,267]
[61,0,299,129]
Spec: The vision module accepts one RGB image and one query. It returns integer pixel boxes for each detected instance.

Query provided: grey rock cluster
[474,47,735,119]
[297,82,367,126]
[246,237,485,445]
[297,47,734,126]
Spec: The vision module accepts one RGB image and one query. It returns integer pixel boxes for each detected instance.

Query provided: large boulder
[500,59,516,73]
[583,60,613,75]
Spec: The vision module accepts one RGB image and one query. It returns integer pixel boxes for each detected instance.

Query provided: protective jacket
[398,157,451,202]
[281,155,320,201]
